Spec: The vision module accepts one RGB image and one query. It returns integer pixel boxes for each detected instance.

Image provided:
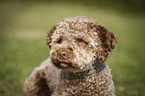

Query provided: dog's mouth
[59,62,69,67]
[51,54,74,69]
[56,62,73,68]
[51,48,75,69]
[51,57,74,69]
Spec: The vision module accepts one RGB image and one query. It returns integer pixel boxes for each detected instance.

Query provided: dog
[23,16,118,96]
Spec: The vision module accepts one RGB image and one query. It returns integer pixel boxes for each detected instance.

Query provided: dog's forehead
[54,16,98,40]
[57,16,97,30]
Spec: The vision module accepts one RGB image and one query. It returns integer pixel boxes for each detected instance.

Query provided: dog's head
[46,16,118,72]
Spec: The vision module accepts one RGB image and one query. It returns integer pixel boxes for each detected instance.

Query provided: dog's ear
[96,25,118,63]
[46,26,56,48]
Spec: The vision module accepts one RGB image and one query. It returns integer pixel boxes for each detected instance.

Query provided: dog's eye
[76,38,88,48]
[57,38,62,44]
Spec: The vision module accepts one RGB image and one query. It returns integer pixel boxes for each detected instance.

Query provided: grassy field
[0,1,145,96]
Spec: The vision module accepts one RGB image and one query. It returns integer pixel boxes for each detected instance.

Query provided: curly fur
[23,16,118,96]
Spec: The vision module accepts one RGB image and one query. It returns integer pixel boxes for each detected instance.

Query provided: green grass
[0,1,145,96]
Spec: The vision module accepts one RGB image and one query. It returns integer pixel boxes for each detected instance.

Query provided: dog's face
[47,16,118,72]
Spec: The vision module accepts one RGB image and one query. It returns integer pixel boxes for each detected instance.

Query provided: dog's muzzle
[51,48,74,68]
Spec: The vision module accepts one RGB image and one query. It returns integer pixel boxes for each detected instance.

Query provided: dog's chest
[56,70,105,95]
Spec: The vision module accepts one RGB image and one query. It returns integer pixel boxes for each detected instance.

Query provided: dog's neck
[61,61,107,80]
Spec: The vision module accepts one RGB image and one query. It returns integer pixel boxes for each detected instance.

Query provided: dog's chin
[61,68,85,73]
[61,67,90,73]
[55,62,70,69]
[53,62,86,72]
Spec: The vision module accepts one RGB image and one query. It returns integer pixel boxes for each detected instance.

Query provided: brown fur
[96,25,118,63]
[46,26,56,48]
[23,16,117,96]
[36,71,51,96]
[51,48,74,68]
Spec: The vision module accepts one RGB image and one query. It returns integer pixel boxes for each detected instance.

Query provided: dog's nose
[57,49,71,60]
[51,48,73,68]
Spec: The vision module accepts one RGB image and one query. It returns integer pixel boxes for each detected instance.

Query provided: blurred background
[0,0,145,96]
